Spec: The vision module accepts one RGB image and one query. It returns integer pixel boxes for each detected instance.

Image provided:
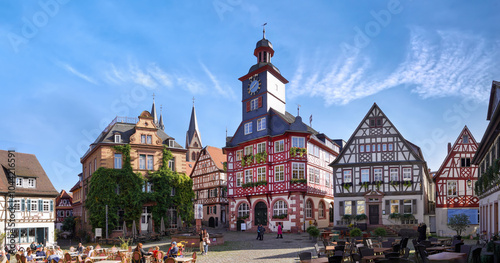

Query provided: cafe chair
[328,255,343,263]
[298,252,312,261]
[460,245,471,260]
[191,252,196,263]
[164,259,175,263]
[381,241,393,248]
[350,253,361,263]
[131,251,141,263]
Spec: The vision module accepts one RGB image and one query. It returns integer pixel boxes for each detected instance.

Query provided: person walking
[256,224,261,240]
[203,230,210,255]
[276,222,283,239]
[258,225,265,240]
[199,230,205,255]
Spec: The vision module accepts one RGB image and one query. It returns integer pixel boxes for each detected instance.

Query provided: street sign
[194,204,203,220]
[95,228,102,238]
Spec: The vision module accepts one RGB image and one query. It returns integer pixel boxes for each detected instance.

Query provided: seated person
[163,242,178,260]
[46,249,61,263]
[35,247,46,258]
[26,250,34,263]
[76,244,84,254]
[151,246,160,261]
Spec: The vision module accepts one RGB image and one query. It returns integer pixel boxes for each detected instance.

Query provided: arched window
[238,203,249,218]
[306,200,313,218]
[319,201,325,218]
[194,142,198,147]
[273,200,288,217]
[192,152,196,161]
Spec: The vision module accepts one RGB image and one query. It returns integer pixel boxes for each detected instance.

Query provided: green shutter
[21,199,25,211]
[50,200,53,212]
[38,200,42,212]
[27,199,30,211]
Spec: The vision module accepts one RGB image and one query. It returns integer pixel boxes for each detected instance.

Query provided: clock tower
[238,34,289,122]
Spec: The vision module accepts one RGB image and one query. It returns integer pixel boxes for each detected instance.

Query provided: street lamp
[467,179,472,188]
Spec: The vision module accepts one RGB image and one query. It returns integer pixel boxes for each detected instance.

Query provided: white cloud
[59,63,98,85]
[200,62,236,99]
[289,28,499,105]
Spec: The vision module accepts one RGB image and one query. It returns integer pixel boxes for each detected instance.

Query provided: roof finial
[153,92,155,101]
[297,104,301,116]
[262,23,267,39]
[160,104,162,113]
[192,97,195,106]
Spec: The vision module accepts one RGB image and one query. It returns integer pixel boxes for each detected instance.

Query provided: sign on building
[95,228,102,238]
[194,204,203,220]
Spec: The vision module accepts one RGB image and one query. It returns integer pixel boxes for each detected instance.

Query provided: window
[308,168,315,183]
[315,169,320,184]
[16,178,23,187]
[382,144,387,151]
[43,201,49,212]
[257,167,266,182]
[273,200,288,217]
[390,168,399,181]
[373,168,383,182]
[244,146,253,156]
[114,153,122,169]
[319,202,325,218]
[169,140,175,147]
[245,170,253,183]
[275,165,284,182]
[250,98,258,110]
[390,200,399,213]
[292,137,305,148]
[275,140,284,153]
[343,170,352,183]
[27,178,35,188]
[461,158,471,167]
[366,144,371,152]
[244,122,252,135]
[238,203,249,218]
[146,182,152,193]
[447,181,457,196]
[236,150,242,161]
[236,172,242,187]
[257,118,266,131]
[139,155,146,169]
[168,159,175,171]
[359,145,365,153]
[377,144,381,152]
[31,200,37,212]
[257,142,266,153]
[147,155,154,170]
[344,201,352,215]
[361,169,370,183]
[114,134,121,143]
[170,187,176,196]
[463,135,469,144]
[369,117,383,127]
[325,171,331,187]
[306,200,313,218]
[402,168,411,181]
[403,200,412,214]
[10,199,20,211]
[292,163,305,179]
[357,201,365,215]
[388,144,393,151]
[141,135,146,144]
[147,135,152,144]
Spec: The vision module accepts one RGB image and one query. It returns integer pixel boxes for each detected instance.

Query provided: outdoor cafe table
[427,252,467,263]
[373,247,392,254]
[173,257,194,263]
[425,246,454,253]
[361,254,385,262]
[300,258,329,263]
[90,256,109,262]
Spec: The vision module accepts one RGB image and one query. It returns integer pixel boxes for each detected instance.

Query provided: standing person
[276,223,283,239]
[256,224,261,240]
[199,230,205,255]
[258,225,265,240]
[203,230,210,255]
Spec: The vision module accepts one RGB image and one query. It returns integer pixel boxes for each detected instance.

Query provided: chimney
[447,143,451,153]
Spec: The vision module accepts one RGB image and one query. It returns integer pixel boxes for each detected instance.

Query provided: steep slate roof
[186,105,202,147]
[0,150,58,197]
[473,81,500,164]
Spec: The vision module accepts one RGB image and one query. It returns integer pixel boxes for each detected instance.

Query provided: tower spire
[158,105,165,130]
[186,100,202,162]
[151,93,158,125]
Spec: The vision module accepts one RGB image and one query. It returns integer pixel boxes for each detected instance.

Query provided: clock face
[247,76,261,95]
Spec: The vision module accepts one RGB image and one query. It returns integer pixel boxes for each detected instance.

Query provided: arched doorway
[254,201,267,226]
[208,217,215,228]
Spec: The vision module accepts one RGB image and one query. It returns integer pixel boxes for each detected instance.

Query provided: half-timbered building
[330,104,434,230]
[224,34,339,233]
[434,126,479,236]
[191,146,228,228]
[472,80,500,239]
[55,190,73,230]
[0,150,59,246]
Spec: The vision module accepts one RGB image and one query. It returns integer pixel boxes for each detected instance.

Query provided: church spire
[158,105,165,131]
[151,93,158,125]
[186,98,202,161]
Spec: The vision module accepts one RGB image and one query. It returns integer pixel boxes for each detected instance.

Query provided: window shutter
[207,206,209,215]
[214,206,217,215]
[385,200,390,214]
[39,200,42,212]
[27,199,31,211]
[399,200,403,214]
[258,96,262,108]
[339,201,344,216]
[412,199,417,214]
[246,101,250,112]
[352,201,357,216]
[21,199,25,211]
[50,200,54,212]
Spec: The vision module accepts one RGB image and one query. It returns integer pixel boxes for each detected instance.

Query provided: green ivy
[290,147,307,157]
[242,180,267,188]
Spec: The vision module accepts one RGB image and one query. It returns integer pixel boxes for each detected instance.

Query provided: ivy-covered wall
[85,144,194,235]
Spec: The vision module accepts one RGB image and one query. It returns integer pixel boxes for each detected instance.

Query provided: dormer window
[114,134,121,143]
[169,140,175,147]
[16,178,23,187]
[27,178,36,188]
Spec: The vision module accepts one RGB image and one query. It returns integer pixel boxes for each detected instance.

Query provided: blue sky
[0,1,498,192]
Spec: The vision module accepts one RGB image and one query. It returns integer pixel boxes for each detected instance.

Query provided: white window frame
[292,163,305,179]
[447,181,457,197]
[168,159,175,171]
[308,168,315,183]
[403,199,412,214]
[388,143,393,151]
[275,140,284,153]
[43,200,50,212]
[292,137,305,148]
[319,201,325,218]
[366,144,371,152]
[16,178,23,188]
[244,122,253,135]
[343,170,352,183]
[325,171,331,187]
[141,135,146,144]
[344,201,352,215]
[273,200,288,217]
[390,200,399,214]
[382,144,387,151]
[236,150,242,161]
[373,168,383,182]
[147,135,152,144]
[361,169,370,183]
[238,203,249,218]
[114,153,122,169]
[257,142,266,153]
[402,168,412,181]
[315,169,320,184]
[236,172,242,187]
[244,170,253,184]
[114,134,121,143]
[359,145,365,153]
[275,165,284,182]
[147,155,154,170]
[357,201,366,215]
[306,200,313,218]
[169,140,175,147]
[257,117,266,131]
[139,154,146,169]
[244,146,253,156]
[250,98,258,111]
[27,178,36,188]
[31,200,38,212]
[390,168,399,181]
[257,167,266,182]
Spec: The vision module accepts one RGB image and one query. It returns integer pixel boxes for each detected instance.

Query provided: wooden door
[369,205,379,225]
[254,201,268,226]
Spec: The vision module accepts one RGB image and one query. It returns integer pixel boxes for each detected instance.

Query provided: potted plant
[447,213,471,240]
[350,227,362,238]
[374,227,387,238]
[342,214,353,225]
[306,226,320,242]
[355,214,367,222]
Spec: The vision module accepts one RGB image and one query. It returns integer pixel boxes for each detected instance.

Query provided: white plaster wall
[435,208,479,237]
[266,72,286,114]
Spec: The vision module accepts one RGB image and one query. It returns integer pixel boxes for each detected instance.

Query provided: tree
[62,216,76,232]
[447,213,471,236]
